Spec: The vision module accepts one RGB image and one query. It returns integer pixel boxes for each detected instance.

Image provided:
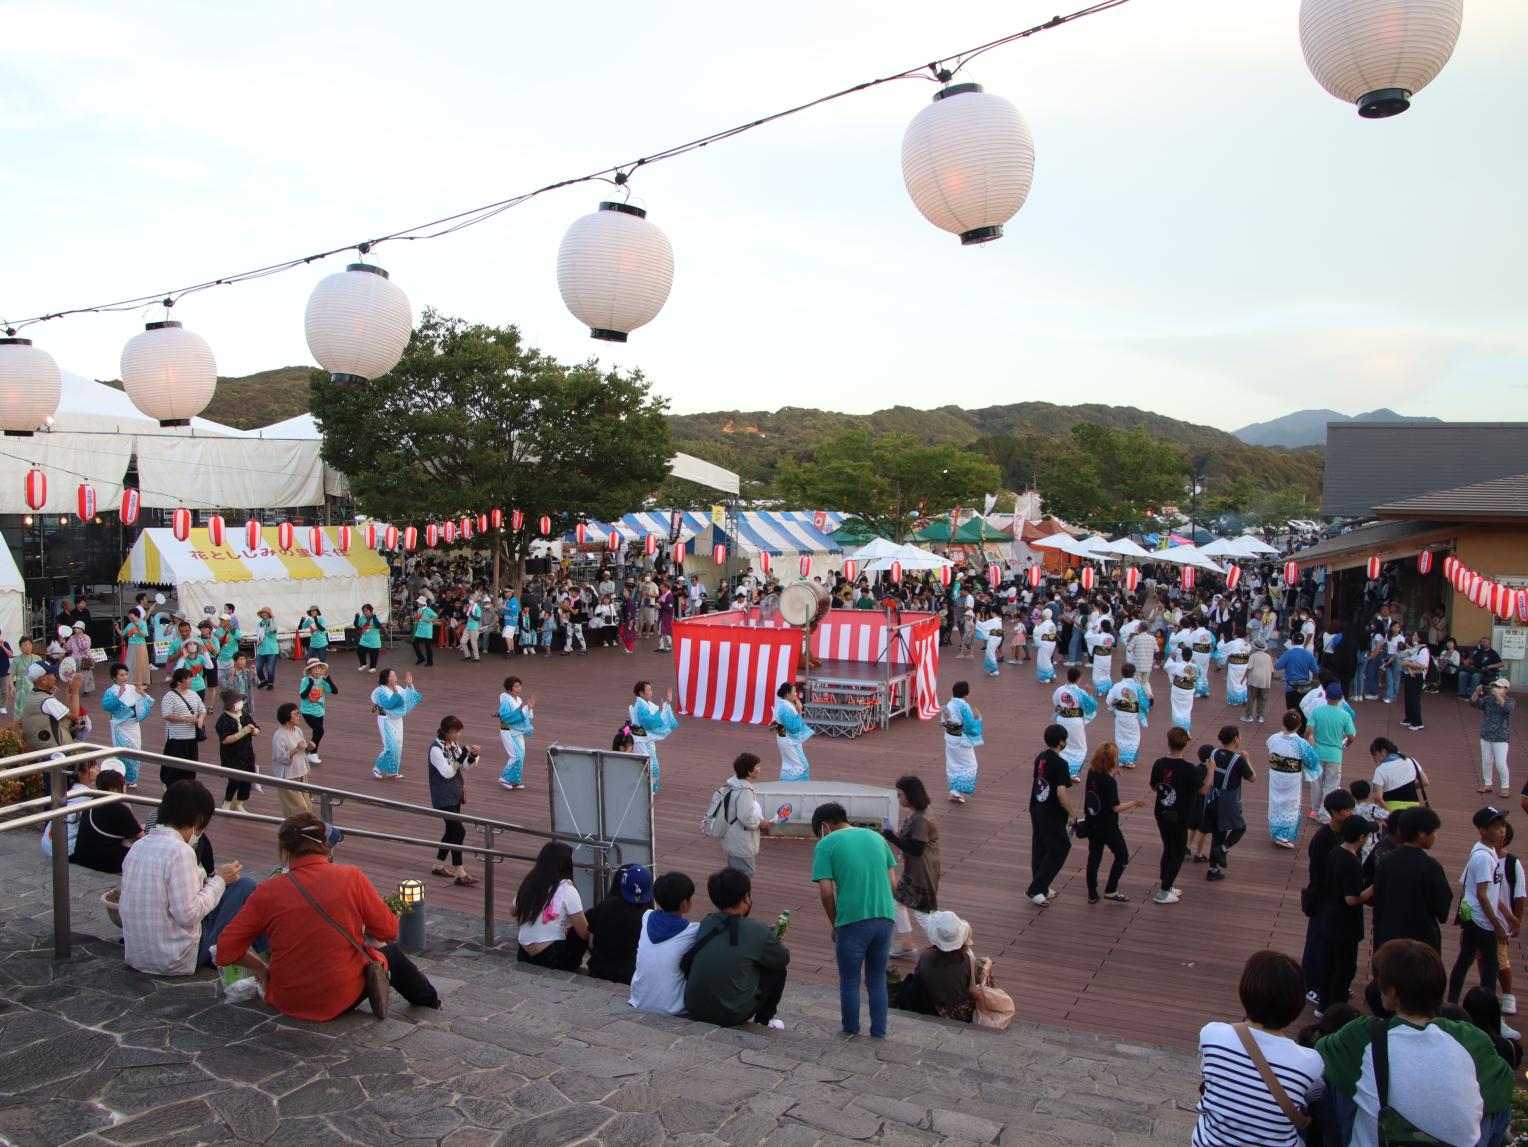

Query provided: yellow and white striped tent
[118,528,391,628]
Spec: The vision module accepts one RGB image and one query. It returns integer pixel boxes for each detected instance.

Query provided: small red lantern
[477,513,488,533]
[425,523,439,547]
[1225,563,1242,590]
[713,543,726,566]
[245,519,261,549]
[800,555,812,578]
[1493,582,1514,618]
[491,508,503,530]
[364,522,378,550]
[575,523,588,545]
[1079,566,1094,591]
[889,561,903,584]
[403,525,418,551]
[460,516,473,540]
[607,529,623,552]
[1418,550,1433,575]
[1444,554,1458,580]
[1470,578,1490,608]
[120,487,141,526]
[385,524,399,550]
[1181,566,1196,591]
[939,565,953,587]
[510,509,523,531]
[443,521,457,544]
[813,511,828,531]
[337,525,352,554]
[307,526,324,556]
[75,483,96,522]
[538,515,551,536]
[672,542,685,564]
[843,559,857,582]
[758,551,771,575]
[644,533,657,557]
[1516,588,1528,624]
[1283,560,1299,586]
[277,520,294,550]
[1366,556,1381,580]
[1124,566,1140,593]
[24,468,46,511]
[206,514,225,548]
[172,507,192,542]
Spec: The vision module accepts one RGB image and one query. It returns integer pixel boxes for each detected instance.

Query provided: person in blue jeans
[811,802,898,1038]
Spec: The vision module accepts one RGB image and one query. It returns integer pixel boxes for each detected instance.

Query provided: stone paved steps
[0,833,1202,1146]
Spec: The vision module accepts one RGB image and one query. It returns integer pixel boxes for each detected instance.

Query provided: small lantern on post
[396,877,427,949]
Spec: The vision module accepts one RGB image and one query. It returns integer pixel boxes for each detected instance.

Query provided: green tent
[829,519,891,546]
[911,516,1011,544]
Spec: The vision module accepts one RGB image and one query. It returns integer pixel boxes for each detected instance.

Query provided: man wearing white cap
[412,596,438,666]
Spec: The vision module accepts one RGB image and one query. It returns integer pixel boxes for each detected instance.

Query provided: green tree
[1038,424,1187,533]
[309,310,673,568]
[775,429,1000,541]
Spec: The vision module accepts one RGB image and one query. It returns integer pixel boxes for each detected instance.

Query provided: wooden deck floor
[102,636,1526,1051]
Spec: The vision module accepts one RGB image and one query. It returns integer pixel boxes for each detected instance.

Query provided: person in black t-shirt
[1204,726,1257,883]
[585,864,654,984]
[1083,743,1145,903]
[1371,805,1453,954]
[1300,788,1356,1003]
[1318,815,1374,1014]
[1025,725,1074,905]
[1148,727,1202,905]
[70,768,142,874]
[214,688,260,812]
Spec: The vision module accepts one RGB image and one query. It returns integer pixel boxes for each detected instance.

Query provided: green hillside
[100,365,315,429]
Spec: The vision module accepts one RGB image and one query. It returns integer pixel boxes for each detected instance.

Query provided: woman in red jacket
[216,814,441,1020]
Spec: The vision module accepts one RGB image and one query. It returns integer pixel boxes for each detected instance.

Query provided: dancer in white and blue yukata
[370,669,422,779]
[629,680,679,795]
[497,675,535,789]
[101,662,153,787]
[1033,613,1059,684]
[772,681,813,782]
[1167,647,1200,734]
[1051,668,1098,778]
[1265,709,1320,847]
[1086,621,1116,697]
[941,680,984,803]
[1105,663,1151,768]
[1215,626,1252,709]
[1189,620,1216,699]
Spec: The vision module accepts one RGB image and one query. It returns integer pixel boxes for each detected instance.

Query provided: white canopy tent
[1199,535,1279,559]
[0,534,24,645]
[1150,545,1226,574]
[846,537,902,564]
[865,543,954,573]
[1097,537,1155,560]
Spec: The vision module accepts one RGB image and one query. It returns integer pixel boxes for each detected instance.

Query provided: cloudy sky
[2,1,1523,432]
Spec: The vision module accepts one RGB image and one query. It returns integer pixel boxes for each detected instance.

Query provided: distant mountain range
[1233,408,1441,449]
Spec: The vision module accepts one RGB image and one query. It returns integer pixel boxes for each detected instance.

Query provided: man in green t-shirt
[1308,683,1357,813]
[810,802,896,1038]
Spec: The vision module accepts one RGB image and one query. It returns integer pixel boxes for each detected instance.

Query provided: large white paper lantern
[556,202,674,342]
[120,321,217,427]
[1299,0,1464,118]
[901,83,1035,245]
[0,337,62,436]
[304,263,413,383]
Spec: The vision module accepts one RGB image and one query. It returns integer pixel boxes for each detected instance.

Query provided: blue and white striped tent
[732,512,841,557]
[562,511,842,580]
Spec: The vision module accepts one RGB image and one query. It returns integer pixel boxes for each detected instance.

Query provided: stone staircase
[0,838,1201,1147]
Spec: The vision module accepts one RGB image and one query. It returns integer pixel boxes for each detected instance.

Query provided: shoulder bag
[1408,757,1429,807]
[1231,1022,1310,1131]
[966,952,1015,1030]
[1370,1016,1443,1144]
[287,871,390,1020]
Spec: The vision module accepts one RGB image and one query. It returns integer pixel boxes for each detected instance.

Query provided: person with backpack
[682,867,790,1030]
[1081,742,1144,904]
[705,752,771,876]
[1204,725,1257,884]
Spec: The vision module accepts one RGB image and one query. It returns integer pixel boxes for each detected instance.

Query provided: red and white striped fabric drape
[808,611,941,720]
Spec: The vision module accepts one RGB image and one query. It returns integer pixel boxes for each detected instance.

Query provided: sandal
[1103,892,1129,902]
[1478,786,1493,794]
[431,865,454,878]
[453,873,480,887]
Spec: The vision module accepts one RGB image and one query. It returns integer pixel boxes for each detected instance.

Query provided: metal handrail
[0,740,620,956]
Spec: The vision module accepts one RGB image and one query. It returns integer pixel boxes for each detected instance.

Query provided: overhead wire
[2,0,1136,334]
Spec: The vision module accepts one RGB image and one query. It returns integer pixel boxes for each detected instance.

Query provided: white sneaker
[1503,994,1518,1015]
[357,665,368,671]
[307,752,321,764]
[1153,890,1180,904]
[1029,893,1048,906]
[1045,888,1059,899]
[1503,1020,1521,1041]
[766,1018,785,1030]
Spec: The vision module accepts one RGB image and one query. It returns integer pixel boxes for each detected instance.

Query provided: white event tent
[0,535,25,642]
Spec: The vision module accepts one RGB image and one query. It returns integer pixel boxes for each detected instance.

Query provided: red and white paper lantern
[1418,550,1433,575]
[1493,582,1514,619]
[1225,563,1242,590]
[460,516,474,540]
[672,542,685,564]
[1516,589,1528,624]
[1444,555,1458,580]
[1029,565,1045,588]
[713,543,726,566]
[939,565,953,587]
[1079,566,1095,591]
[800,555,812,578]
[308,526,325,556]
[843,559,858,582]
[1366,556,1381,580]
[76,483,96,522]
[644,534,657,557]
[277,520,294,550]
[758,551,772,575]
[1124,566,1140,593]
[442,520,457,545]
[987,564,1002,588]
[491,508,503,531]
[607,529,623,552]
[172,507,192,542]
[364,522,378,550]
[336,525,351,554]
[206,514,224,547]
[538,515,551,536]
[1181,566,1196,592]
[889,561,903,584]
[23,468,45,512]
[403,525,417,551]
[477,514,488,533]
[575,523,588,545]
[510,509,523,531]
[1470,578,1490,608]
[425,523,439,547]
[1283,561,1299,586]
[245,519,261,549]
[385,524,399,551]
[120,487,141,526]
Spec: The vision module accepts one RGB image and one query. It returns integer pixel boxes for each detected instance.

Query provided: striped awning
[117,527,390,585]
[732,512,841,556]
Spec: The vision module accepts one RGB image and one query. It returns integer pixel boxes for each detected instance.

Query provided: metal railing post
[319,791,334,829]
[481,824,495,948]
[49,760,71,960]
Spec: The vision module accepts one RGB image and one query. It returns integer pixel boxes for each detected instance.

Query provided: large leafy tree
[310,310,674,565]
[1038,423,1187,533]
[776,429,1001,542]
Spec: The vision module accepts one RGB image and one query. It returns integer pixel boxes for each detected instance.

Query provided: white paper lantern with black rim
[901,83,1035,245]
[1299,0,1464,118]
[120,321,217,427]
[556,201,674,342]
[0,336,62,436]
[304,263,413,384]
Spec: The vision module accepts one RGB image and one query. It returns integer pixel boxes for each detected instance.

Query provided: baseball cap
[1473,807,1509,830]
[1324,683,1343,700]
[619,864,653,905]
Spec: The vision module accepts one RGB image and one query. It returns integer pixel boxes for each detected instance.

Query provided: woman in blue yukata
[628,680,679,795]
[370,669,422,779]
[941,680,984,803]
[497,676,536,790]
[772,681,813,782]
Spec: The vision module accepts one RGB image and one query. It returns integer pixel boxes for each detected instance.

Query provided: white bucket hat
[924,910,971,952]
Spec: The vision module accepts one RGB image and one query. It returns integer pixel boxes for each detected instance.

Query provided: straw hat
[924,911,971,952]
[304,657,329,674]
[257,606,273,618]
[307,605,322,615]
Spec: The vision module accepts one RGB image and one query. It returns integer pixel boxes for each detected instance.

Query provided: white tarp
[0,430,134,515]
[668,452,740,496]
[134,436,326,510]
[0,534,24,645]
